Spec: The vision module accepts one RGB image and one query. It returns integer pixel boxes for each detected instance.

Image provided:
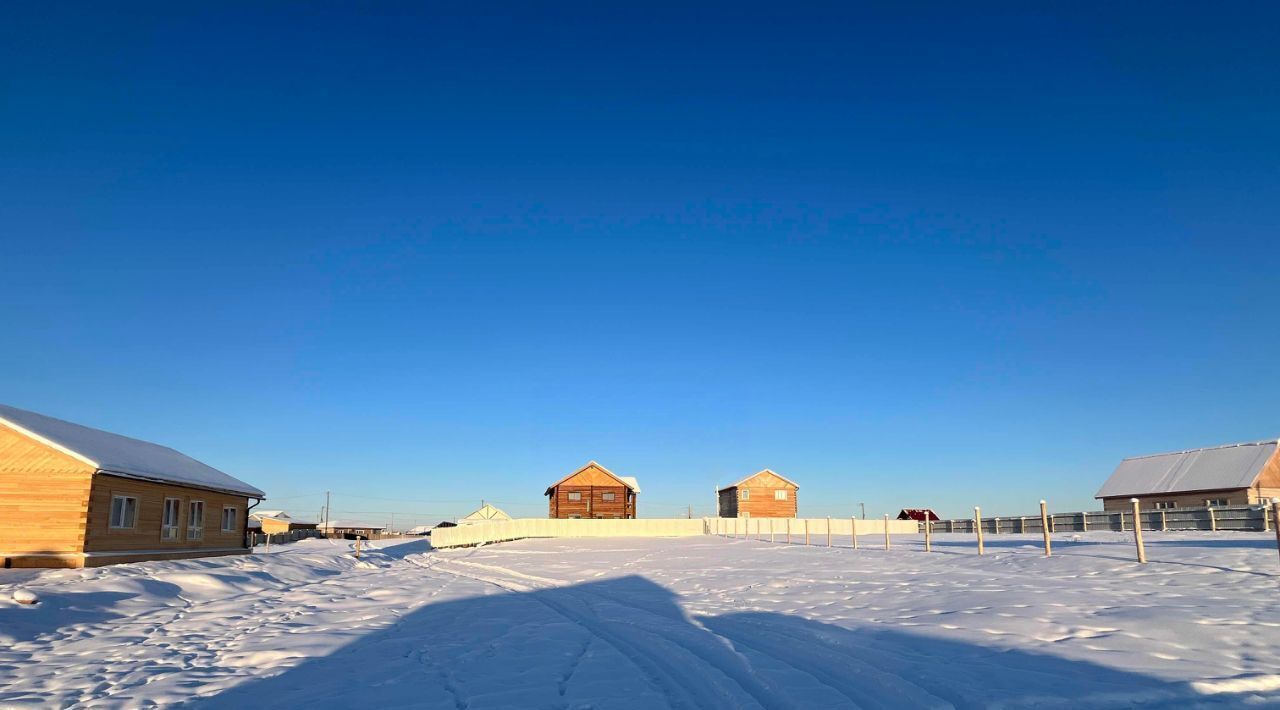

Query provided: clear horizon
[3,3,1278,528]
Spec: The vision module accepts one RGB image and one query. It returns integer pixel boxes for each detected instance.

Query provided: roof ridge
[1121,439,1279,461]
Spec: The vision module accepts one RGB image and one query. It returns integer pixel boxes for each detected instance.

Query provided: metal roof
[0,403,265,498]
[1095,440,1277,499]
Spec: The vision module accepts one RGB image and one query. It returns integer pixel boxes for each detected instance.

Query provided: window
[1205,498,1228,508]
[109,495,138,529]
[161,498,181,540]
[1153,501,1177,510]
[567,492,582,501]
[568,514,582,519]
[188,500,205,539]
[602,492,616,502]
[740,489,750,500]
[775,490,788,501]
[221,506,238,532]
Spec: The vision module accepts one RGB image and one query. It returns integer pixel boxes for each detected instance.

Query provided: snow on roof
[253,510,290,519]
[1095,439,1278,499]
[618,476,641,494]
[718,469,800,492]
[0,403,265,498]
[459,503,512,522]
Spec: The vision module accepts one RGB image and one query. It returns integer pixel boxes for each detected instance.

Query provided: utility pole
[390,511,395,534]
[687,505,692,519]
[324,490,331,531]
[859,502,866,520]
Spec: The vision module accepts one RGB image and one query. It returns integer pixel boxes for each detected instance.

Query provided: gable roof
[718,469,800,492]
[543,461,640,495]
[459,503,511,522]
[253,510,290,519]
[1095,439,1277,499]
[0,403,265,498]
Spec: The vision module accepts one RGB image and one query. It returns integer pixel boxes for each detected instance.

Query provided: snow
[1,532,1279,707]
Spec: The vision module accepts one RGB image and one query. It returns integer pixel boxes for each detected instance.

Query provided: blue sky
[3,3,1278,526]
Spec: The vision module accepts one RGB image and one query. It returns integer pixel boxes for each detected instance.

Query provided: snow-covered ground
[2,532,1278,708]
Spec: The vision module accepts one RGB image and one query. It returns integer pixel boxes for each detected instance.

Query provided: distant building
[717,469,798,518]
[317,521,387,539]
[249,510,318,534]
[0,403,264,568]
[457,503,512,525]
[545,461,639,519]
[407,521,457,536]
[897,509,940,522]
[1095,439,1280,511]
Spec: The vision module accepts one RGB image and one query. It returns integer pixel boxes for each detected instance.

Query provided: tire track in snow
[430,558,820,710]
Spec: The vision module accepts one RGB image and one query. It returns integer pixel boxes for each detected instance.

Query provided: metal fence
[933,505,1271,534]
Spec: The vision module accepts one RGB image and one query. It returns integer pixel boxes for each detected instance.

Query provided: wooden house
[717,469,798,518]
[317,521,387,539]
[897,509,940,522]
[249,510,318,534]
[545,461,639,519]
[0,403,264,569]
[1095,439,1280,511]
[457,502,511,525]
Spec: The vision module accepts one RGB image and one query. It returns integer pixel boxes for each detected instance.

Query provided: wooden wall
[1100,489,1251,511]
[547,464,637,518]
[718,471,798,518]
[84,474,251,553]
[0,425,95,558]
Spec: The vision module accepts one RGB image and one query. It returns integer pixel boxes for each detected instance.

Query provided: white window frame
[775,490,788,501]
[161,497,182,540]
[221,506,238,533]
[567,491,582,501]
[109,494,138,530]
[1205,498,1228,508]
[188,500,205,540]
[740,489,750,500]
[602,492,616,502]
[1153,501,1176,510]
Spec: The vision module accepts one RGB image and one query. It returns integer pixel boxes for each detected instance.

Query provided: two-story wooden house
[545,461,639,519]
[717,469,798,518]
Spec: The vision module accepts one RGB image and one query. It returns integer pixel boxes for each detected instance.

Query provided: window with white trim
[221,506,238,532]
[602,492,616,502]
[775,490,788,500]
[740,489,750,500]
[161,498,181,540]
[1205,498,1228,507]
[110,495,138,529]
[567,492,581,501]
[188,500,205,539]
[1153,501,1177,510]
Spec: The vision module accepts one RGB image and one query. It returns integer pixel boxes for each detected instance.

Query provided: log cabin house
[545,461,639,519]
[717,469,798,518]
[0,403,264,568]
[1095,439,1280,511]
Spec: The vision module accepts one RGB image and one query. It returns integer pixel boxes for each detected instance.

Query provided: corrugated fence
[934,505,1271,534]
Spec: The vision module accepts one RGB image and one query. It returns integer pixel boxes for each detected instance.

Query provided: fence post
[1019,516,1025,534]
[1130,498,1147,563]
[994,517,1000,535]
[925,517,933,552]
[786,518,791,544]
[805,518,811,546]
[1160,509,1167,532]
[756,517,761,541]
[1081,511,1088,532]
[1263,502,1271,533]
[1271,499,1280,569]
[1209,507,1217,532]
[266,534,271,553]
[355,538,361,559]
[1037,500,1051,557]
[851,516,859,549]
[770,517,775,543]
[975,506,984,555]
[1119,511,1125,532]
[883,513,891,550]
[826,516,832,547]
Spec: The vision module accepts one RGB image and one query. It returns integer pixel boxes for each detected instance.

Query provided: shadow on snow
[186,573,1245,709]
